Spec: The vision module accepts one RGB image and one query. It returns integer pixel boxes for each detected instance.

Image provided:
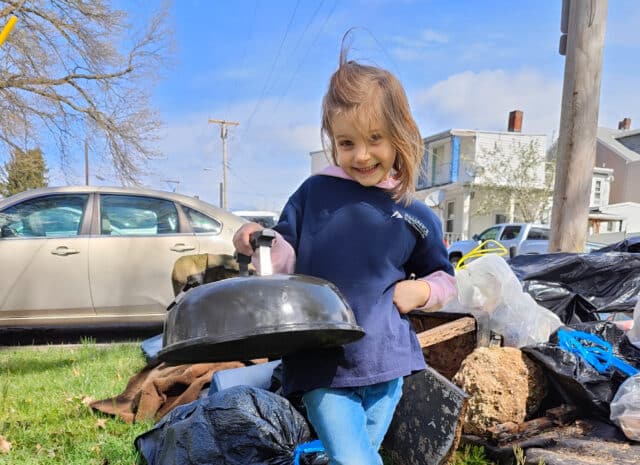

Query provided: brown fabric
[91,360,245,423]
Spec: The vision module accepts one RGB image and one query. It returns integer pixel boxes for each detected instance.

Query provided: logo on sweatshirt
[392,211,429,239]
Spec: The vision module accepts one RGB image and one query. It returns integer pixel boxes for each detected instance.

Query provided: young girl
[233,50,456,465]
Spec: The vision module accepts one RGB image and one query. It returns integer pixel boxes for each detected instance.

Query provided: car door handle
[51,246,80,256]
[170,243,196,252]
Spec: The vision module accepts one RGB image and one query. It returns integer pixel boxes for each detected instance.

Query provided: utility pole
[84,139,89,186]
[549,0,608,252]
[208,118,239,210]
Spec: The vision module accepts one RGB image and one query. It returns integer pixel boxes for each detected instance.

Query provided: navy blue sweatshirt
[274,174,453,395]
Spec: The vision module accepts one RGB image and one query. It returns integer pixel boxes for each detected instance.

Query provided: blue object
[141,334,163,362]
[209,360,281,395]
[293,439,325,465]
[450,135,460,182]
[557,329,639,377]
[301,378,403,465]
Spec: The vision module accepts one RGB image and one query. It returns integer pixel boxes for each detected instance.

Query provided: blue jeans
[302,377,403,465]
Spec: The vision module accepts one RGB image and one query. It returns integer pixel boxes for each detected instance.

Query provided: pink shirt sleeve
[251,231,296,275]
[417,271,457,311]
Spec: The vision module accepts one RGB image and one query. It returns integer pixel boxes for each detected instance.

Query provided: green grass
[1,342,500,465]
[451,444,494,465]
[0,341,153,465]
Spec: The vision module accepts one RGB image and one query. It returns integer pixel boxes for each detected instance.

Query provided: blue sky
[49,0,640,212]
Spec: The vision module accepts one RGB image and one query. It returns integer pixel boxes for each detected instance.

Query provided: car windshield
[478,227,500,241]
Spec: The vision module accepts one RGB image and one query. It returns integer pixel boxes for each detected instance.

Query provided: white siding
[468,213,496,238]
[601,202,640,232]
[473,133,547,188]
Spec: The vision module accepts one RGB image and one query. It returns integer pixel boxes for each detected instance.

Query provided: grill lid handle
[236,228,277,277]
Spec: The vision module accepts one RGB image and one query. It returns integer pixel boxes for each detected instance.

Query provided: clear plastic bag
[627,298,640,350]
[610,373,640,441]
[453,254,562,347]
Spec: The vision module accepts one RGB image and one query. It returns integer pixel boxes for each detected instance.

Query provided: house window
[495,213,507,224]
[594,180,602,202]
[446,200,455,233]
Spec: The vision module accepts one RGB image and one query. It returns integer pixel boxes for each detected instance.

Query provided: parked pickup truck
[447,223,550,265]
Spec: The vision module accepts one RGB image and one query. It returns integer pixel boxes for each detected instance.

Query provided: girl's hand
[393,280,431,314]
[232,222,264,256]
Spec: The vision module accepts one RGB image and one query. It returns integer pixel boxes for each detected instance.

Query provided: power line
[222,0,259,118]
[273,0,337,113]
[242,0,301,135]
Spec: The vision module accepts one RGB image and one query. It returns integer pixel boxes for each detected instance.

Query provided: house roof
[422,128,546,144]
[597,127,640,162]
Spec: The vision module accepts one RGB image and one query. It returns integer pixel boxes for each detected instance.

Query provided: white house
[414,110,553,242]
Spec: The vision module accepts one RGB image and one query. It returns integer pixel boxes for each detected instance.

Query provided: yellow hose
[0,15,17,48]
[455,239,508,270]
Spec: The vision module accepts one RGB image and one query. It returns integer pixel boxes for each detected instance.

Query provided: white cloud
[599,73,640,130]
[420,29,449,44]
[414,69,563,139]
[390,29,450,61]
[390,47,429,62]
[144,97,321,211]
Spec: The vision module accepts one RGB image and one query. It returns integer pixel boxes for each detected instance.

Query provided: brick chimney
[508,110,523,132]
[618,117,631,130]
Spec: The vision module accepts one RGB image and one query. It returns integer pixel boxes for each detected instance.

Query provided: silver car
[0,186,246,327]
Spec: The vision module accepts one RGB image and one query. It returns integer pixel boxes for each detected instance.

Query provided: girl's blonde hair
[321,45,425,204]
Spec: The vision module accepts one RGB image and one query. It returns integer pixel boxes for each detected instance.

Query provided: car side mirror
[472,234,479,241]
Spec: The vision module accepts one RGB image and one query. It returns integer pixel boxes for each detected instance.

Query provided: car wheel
[449,253,462,267]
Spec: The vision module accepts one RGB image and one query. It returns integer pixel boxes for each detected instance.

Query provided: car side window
[527,228,550,240]
[182,206,222,234]
[0,194,88,238]
[500,226,522,240]
[100,195,178,236]
[478,227,500,241]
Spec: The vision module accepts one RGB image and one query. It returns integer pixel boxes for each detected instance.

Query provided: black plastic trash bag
[522,321,640,420]
[509,253,640,322]
[135,385,326,465]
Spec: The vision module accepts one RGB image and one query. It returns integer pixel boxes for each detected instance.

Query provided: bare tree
[465,140,555,223]
[0,0,170,184]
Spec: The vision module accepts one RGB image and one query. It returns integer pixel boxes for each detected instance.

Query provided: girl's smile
[331,113,396,187]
